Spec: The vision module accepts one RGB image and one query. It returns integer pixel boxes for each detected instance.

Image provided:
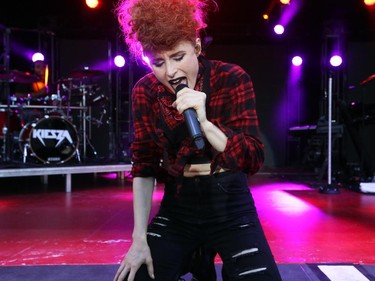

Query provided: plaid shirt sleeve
[209,61,264,176]
[130,76,163,178]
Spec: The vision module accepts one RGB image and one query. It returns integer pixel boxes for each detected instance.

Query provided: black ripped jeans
[131,171,282,281]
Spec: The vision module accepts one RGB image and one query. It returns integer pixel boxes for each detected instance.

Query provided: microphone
[175,84,205,150]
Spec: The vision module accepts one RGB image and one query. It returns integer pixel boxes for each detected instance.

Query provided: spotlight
[280,0,291,4]
[329,55,343,67]
[85,0,100,9]
[114,55,126,68]
[364,0,375,6]
[274,24,285,35]
[292,56,303,66]
[32,52,44,62]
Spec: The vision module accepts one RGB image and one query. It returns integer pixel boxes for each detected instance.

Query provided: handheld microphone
[175,84,205,150]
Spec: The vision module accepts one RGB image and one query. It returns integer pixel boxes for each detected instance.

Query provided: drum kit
[0,68,107,165]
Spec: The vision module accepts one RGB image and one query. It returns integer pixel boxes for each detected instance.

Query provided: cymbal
[53,78,97,91]
[0,70,40,83]
[68,69,105,79]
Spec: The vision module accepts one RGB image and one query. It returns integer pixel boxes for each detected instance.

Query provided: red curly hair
[115,0,216,60]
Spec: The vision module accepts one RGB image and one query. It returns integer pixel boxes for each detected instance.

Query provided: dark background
[1,0,375,173]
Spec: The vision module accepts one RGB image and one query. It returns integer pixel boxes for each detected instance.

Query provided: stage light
[364,0,375,6]
[32,52,44,62]
[277,0,301,36]
[329,55,343,67]
[114,55,126,68]
[274,24,285,35]
[142,54,151,67]
[85,0,100,9]
[292,56,303,66]
[280,0,291,4]
[263,14,269,20]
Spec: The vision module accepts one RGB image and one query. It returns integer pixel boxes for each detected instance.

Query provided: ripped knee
[225,248,268,278]
[147,216,170,238]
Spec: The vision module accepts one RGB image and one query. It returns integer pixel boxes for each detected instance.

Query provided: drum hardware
[1,126,8,162]
[69,83,107,160]
[53,84,95,161]
[9,95,17,105]
[1,107,22,162]
[0,69,40,84]
[0,104,87,111]
[59,78,79,119]
[86,107,106,128]
[77,81,93,160]
[8,67,107,163]
[1,68,103,164]
[91,93,105,103]
[39,93,67,110]
[81,113,98,159]
[0,103,87,164]
[0,107,21,136]
[60,74,102,161]
[67,69,105,80]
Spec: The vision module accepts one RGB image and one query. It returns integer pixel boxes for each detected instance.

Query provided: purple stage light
[329,55,343,67]
[32,52,44,62]
[274,24,285,35]
[114,55,126,68]
[292,56,303,66]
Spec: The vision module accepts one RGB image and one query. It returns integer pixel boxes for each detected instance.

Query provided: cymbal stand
[86,104,98,158]
[51,80,62,113]
[62,79,73,119]
[78,82,97,160]
[1,92,14,163]
[1,26,10,162]
[1,126,8,161]
[319,75,340,194]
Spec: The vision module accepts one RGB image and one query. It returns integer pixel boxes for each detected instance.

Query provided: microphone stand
[319,75,340,194]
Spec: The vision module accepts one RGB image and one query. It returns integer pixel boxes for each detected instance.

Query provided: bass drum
[19,114,79,164]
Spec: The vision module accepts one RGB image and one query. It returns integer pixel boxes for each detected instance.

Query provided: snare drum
[19,115,79,164]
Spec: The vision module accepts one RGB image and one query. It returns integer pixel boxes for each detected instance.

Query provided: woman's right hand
[113,238,155,281]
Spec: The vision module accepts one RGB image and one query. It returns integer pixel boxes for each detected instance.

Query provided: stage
[1,169,375,280]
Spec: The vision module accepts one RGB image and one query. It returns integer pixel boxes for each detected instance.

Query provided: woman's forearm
[132,177,155,241]
[200,120,228,152]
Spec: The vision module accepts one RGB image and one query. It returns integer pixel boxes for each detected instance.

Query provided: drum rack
[0,104,87,111]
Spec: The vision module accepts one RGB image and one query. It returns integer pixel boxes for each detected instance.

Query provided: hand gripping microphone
[175,84,205,150]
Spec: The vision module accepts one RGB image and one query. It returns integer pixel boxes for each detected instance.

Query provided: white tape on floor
[318,265,369,281]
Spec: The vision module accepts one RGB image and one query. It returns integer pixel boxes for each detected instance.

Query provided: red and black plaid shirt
[130,57,264,179]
